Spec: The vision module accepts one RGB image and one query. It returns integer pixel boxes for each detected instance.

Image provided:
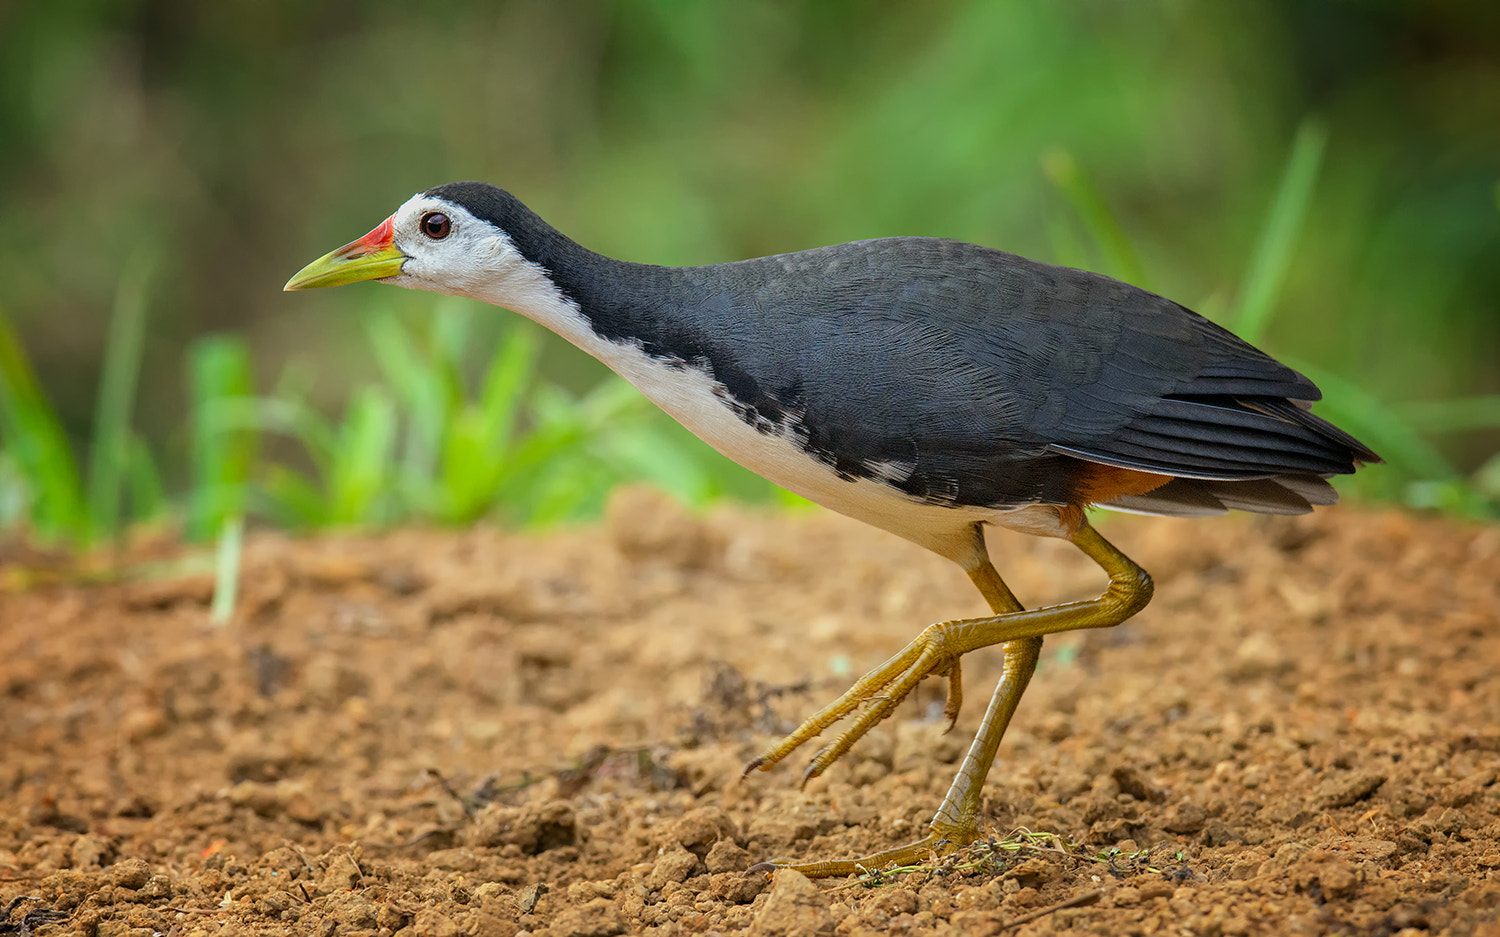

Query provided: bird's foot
[749,818,979,879]
[743,620,970,786]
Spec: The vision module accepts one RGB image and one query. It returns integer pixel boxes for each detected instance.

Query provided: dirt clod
[108,859,152,890]
[412,907,463,937]
[468,802,580,854]
[320,850,363,892]
[1162,802,1208,834]
[664,805,739,855]
[545,897,628,937]
[1311,770,1388,809]
[709,871,765,904]
[705,837,750,873]
[1111,765,1162,803]
[646,844,700,890]
[749,869,835,937]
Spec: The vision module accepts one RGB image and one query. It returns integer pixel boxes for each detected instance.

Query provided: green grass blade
[1232,119,1327,344]
[260,464,331,527]
[1043,215,1093,272]
[1284,356,1456,482]
[1475,452,1500,501]
[209,514,243,626]
[0,451,26,530]
[522,454,617,526]
[125,433,169,526]
[427,320,543,523]
[0,304,87,540]
[87,254,153,543]
[476,321,540,457]
[490,383,603,524]
[368,312,446,500]
[1393,396,1500,434]
[1042,147,1147,287]
[187,336,257,540]
[435,411,498,522]
[431,298,475,372]
[328,385,398,525]
[200,395,340,476]
[367,314,431,411]
[590,422,715,504]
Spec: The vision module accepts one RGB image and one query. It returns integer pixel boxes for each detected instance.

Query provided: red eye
[420,211,451,239]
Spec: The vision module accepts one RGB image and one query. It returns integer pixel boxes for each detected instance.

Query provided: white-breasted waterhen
[286,182,1378,877]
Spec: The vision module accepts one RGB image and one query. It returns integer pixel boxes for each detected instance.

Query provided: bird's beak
[283,216,408,291]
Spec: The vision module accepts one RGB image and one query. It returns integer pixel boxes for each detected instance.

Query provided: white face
[381,194,562,317]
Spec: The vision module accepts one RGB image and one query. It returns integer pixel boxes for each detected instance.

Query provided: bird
[285,181,1378,877]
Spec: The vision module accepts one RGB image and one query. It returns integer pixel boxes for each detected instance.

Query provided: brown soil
[3,490,1498,937]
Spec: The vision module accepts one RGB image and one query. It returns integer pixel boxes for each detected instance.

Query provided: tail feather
[1104,473,1338,518]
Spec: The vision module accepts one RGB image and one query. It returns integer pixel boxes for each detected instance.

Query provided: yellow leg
[746,519,1152,877]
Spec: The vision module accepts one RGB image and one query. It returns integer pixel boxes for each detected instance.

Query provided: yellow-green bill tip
[284,217,407,291]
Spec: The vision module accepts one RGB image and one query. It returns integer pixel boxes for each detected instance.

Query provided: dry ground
[2,491,1498,936]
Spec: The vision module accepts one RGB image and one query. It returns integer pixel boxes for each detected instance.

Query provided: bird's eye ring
[420,212,451,239]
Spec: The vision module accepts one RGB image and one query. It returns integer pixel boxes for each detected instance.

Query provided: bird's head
[283,188,547,304]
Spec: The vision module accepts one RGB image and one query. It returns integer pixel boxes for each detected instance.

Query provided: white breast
[475,257,1069,564]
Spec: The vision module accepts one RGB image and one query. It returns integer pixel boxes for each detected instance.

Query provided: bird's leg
[746,519,1152,877]
[777,636,1041,878]
[742,530,1022,782]
[937,553,1024,729]
[770,555,1037,878]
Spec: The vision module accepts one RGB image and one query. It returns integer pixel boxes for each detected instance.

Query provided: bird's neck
[482,204,695,358]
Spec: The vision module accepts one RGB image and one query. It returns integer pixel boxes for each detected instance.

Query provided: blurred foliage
[0,0,1497,544]
[1,298,782,545]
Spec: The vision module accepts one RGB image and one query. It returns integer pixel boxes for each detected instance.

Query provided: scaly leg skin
[744,520,1153,877]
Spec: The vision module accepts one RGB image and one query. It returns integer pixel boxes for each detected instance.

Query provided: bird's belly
[585,337,1055,560]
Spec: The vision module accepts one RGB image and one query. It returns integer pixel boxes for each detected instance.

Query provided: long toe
[752,824,979,879]
[746,623,959,778]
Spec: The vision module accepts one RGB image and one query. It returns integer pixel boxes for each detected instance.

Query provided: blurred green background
[2,0,1498,547]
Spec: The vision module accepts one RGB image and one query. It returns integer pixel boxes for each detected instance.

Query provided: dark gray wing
[733,240,1376,511]
[576,236,1377,514]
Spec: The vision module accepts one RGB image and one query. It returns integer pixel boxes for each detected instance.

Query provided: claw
[799,760,822,789]
[942,659,963,733]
